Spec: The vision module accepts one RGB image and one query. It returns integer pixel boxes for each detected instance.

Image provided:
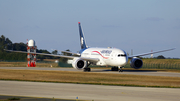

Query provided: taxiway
[0,67,180,77]
[0,80,180,101]
[0,67,180,101]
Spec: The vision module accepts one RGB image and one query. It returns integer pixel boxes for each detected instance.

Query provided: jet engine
[130,58,143,69]
[72,58,87,70]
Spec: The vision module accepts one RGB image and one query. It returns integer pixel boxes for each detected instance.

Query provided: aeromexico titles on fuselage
[80,48,126,59]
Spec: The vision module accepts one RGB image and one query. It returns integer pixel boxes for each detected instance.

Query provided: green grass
[0,69,180,88]
[0,62,59,67]
[8,97,20,100]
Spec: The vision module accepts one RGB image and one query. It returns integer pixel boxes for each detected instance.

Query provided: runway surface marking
[0,67,180,77]
[0,81,180,101]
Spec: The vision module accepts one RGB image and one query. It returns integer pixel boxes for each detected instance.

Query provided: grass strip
[0,69,180,88]
[0,62,58,67]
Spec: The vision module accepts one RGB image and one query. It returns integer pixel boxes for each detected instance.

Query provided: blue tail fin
[78,22,88,49]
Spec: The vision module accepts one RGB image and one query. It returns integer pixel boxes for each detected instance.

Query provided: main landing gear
[111,66,123,72]
[83,67,91,72]
[83,62,91,72]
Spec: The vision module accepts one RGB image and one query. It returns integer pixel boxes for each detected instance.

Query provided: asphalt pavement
[0,67,180,77]
[0,81,180,101]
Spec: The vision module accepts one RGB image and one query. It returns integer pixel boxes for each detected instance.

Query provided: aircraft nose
[121,58,128,66]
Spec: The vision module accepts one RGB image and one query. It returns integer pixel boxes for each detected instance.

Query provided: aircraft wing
[80,57,99,62]
[5,50,75,59]
[128,48,175,59]
[58,50,80,56]
[5,50,99,62]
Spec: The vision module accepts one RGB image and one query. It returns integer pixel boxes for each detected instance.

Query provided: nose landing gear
[118,66,123,72]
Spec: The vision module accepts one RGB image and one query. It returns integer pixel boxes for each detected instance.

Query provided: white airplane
[6,22,175,72]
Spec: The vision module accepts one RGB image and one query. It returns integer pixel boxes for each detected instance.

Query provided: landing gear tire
[84,68,91,72]
[119,69,123,72]
[111,67,118,71]
[119,67,123,72]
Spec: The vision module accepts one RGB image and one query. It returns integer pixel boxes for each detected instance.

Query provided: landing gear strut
[118,66,123,72]
[83,62,91,72]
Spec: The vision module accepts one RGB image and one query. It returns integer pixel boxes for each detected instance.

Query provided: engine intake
[130,58,143,69]
[72,58,87,70]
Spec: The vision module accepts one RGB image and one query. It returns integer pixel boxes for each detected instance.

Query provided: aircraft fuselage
[81,47,128,67]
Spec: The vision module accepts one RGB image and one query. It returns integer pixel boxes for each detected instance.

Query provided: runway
[0,67,180,77]
[0,80,180,101]
[0,67,180,101]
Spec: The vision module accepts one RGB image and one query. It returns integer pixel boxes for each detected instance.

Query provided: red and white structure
[27,39,37,67]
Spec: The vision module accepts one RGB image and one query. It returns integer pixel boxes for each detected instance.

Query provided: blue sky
[0,0,179,58]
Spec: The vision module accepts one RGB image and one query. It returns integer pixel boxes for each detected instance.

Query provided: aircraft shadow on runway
[91,69,158,72]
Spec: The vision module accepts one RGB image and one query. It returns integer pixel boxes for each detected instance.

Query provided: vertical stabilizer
[78,22,88,49]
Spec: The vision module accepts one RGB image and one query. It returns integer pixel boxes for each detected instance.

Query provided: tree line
[0,35,63,61]
[1,35,172,61]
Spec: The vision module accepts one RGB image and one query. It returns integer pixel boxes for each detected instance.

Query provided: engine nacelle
[72,58,87,70]
[130,58,143,69]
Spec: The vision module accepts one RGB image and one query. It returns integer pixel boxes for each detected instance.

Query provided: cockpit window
[118,54,126,57]
[121,54,126,56]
